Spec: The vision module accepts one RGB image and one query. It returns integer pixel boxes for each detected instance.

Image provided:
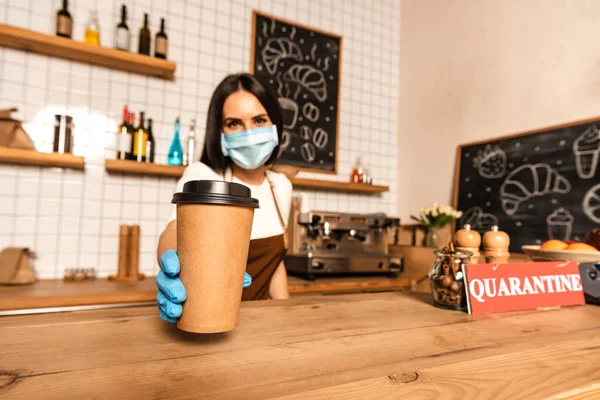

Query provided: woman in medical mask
[155,73,292,322]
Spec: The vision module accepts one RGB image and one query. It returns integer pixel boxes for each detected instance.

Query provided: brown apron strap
[226,168,288,250]
[266,175,289,250]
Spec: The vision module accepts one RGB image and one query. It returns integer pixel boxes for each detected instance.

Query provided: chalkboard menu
[454,117,600,253]
[251,12,341,173]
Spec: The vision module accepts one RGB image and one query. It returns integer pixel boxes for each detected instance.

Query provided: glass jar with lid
[428,248,472,311]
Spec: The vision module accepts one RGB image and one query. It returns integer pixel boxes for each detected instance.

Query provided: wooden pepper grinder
[454,224,481,264]
[109,224,145,281]
[483,225,510,264]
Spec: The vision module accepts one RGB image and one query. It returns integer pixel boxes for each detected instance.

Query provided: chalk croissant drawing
[472,145,507,179]
[460,207,499,231]
[583,184,600,224]
[500,163,571,216]
[573,125,600,179]
[283,64,327,102]
[261,38,303,75]
[546,208,574,241]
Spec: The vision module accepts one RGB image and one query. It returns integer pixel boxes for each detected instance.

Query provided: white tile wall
[0,0,400,279]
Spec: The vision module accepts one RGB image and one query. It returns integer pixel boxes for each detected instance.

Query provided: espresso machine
[285,198,403,280]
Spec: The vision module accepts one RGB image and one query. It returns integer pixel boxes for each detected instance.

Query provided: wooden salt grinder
[454,224,481,264]
[483,225,510,264]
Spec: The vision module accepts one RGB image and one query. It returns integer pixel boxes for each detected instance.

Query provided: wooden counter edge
[288,277,409,294]
[0,277,410,311]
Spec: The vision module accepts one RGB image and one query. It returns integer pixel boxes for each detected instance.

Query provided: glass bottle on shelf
[351,156,364,184]
[168,117,183,166]
[145,118,155,163]
[115,4,130,51]
[56,0,72,38]
[116,105,131,160]
[84,10,100,45]
[154,18,168,59]
[138,13,151,55]
[132,111,148,162]
[183,119,196,166]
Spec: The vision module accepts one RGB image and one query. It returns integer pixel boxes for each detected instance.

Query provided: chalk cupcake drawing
[546,208,574,241]
[583,184,600,224]
[500,163,571,216]
[573,125,600,179]
[472,145,507,179]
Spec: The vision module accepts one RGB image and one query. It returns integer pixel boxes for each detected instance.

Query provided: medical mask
[221,125,279,169]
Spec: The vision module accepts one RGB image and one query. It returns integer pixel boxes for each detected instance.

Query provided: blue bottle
[168,117,183,166]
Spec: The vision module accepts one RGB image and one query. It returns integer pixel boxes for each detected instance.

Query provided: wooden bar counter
[0,275,409,312]
[1,292,599,399]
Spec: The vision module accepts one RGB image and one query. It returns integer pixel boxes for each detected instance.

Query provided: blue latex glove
[156,249,253,323]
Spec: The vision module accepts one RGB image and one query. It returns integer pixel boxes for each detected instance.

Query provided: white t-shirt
[167,162,293,240]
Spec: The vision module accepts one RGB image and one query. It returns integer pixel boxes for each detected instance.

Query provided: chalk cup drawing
[302,102,319,122]
[278,97,299,130]
[460,207,499,231]
[546,208,574,241]
[500,163,571,216]
[261,37,303,75]
[301,142,316,162]
[583,183,600,224]
[312,128,328,149]
[472,145,507,179]
[573,125,600,179]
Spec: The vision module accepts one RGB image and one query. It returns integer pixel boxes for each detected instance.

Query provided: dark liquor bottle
[116,105,131,160]
[56,0,72,38]
[126,112,135,160]
[115,5,130,51]
[132,112,148,162]
[138,13,151,55]
[145,118,155,163]
[154,18,168,59]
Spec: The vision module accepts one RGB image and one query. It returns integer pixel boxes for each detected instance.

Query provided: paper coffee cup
[172,180,259,333]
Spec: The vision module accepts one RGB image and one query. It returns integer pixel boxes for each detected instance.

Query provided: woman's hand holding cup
[156,249,253,323]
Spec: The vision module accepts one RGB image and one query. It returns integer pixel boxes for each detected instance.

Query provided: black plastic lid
[172,180,259,208]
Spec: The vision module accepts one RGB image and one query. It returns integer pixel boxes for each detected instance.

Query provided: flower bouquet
[411,203,463,247]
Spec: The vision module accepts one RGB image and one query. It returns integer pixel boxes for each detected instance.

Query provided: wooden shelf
[0,147,84,170]
[0,24,176,80]
[289,177,389,194]
[105,159,185,178]
[106,159,388,192]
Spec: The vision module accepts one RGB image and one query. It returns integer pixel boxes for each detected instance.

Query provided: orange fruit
[565,242,599,252]
[541,240,568,250]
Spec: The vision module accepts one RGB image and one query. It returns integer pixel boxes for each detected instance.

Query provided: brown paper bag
[0,247,36,285]
[0,108,35,149]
